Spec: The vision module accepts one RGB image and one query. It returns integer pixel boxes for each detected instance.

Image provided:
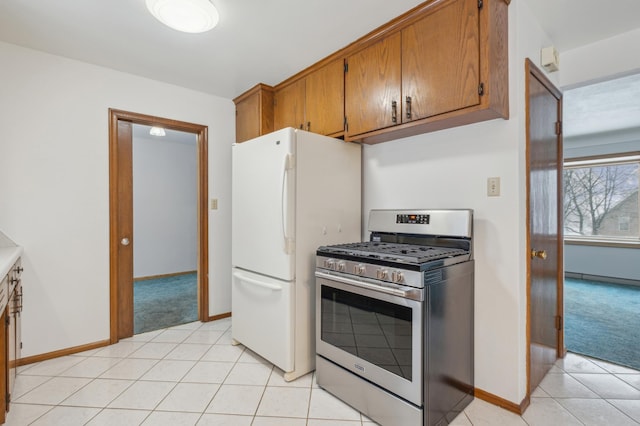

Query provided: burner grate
[321,242,467,264]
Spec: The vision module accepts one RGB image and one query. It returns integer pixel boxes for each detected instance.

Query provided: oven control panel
[396,214,430,224]
[316,256,423,288]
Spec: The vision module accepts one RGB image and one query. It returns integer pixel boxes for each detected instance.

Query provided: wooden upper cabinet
[345,33,402,136]
[235,0,508,144]
[233,84,274,143]
[402,0,480,122]
[305,58,345,136]
[274,58,345,136]
[274,79,305,131]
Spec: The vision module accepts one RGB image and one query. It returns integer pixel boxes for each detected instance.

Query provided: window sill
[564,238,640,248]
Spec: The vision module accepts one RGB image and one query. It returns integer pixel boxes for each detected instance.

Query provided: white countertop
[0,246,23,278]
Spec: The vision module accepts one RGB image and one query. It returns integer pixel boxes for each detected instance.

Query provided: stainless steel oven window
[320,285,413,379]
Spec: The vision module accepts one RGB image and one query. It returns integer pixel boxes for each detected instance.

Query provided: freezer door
[232,128,296,281]
[231,268,294,371]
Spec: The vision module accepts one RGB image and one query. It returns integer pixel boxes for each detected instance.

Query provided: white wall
[133,134,197,278]
[560,28,640,89]
[565,245,640,282]
[361,1,556,404]
[0,41,234,358]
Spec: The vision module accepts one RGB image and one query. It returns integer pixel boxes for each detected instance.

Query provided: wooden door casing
[304,58,345,136]
[525,59,564,395]
[109,109,209,342]
[345,32,402,137]
[402,0,480,122]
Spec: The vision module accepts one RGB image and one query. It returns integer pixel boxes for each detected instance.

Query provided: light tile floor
[7,318,640,425]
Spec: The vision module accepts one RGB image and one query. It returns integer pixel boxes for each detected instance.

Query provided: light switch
[487,177,500,197]
[210,198,218,210]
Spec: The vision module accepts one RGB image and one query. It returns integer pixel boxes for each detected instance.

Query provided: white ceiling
[523,0,640,52]
[0,0,425,99]
[1,0,640,100]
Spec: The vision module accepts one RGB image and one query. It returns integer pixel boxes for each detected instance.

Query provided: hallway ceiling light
[149,126,166,136]
[145,0,219,33]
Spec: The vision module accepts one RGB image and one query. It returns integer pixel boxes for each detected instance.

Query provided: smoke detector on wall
[541,46,559,73]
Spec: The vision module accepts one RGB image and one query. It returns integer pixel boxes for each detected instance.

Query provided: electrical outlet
[487,177,500,197]
[210,198,218,210]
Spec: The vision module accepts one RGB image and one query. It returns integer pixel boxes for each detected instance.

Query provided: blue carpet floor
[565,277,640,370]
[133,273,197,334]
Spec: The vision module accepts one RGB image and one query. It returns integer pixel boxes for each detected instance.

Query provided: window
[564,155,640,241]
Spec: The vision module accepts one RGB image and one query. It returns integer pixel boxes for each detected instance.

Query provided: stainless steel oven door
[315,270,423,406]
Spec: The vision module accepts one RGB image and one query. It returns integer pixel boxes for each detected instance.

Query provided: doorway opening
[562,71,640,370]
[132,124,198,334]
[109,109,209,342]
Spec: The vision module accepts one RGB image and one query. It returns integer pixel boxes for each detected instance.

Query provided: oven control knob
[337,261,347,272]
[392,271,404,283]
[324,259,335,270]
[377,269,389,280]
[354,264,366,275]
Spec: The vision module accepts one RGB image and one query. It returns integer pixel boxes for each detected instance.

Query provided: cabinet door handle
[306,121,311,131]
[391,101,397,124]
[406,96,412,120]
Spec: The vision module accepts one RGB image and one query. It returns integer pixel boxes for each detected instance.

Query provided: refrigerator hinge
[285,153,295,170]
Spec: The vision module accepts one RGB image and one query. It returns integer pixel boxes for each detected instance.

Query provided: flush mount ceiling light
[146,0,219,33]
[149,126,166,136]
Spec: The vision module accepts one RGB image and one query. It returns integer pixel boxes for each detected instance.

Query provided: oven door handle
[315,271,423,301]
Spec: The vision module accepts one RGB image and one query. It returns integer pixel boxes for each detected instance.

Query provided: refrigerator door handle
[282,153,294,254]
[233,271,283,291]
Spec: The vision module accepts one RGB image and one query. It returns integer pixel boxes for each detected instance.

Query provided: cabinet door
[305,58,345,135]
[235,85,274,143]
[345,32,401,136]
[402,0,480,122]
[274,79,305,131]
[236,92,262,143]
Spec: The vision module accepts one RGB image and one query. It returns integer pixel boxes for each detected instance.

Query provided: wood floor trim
[207,312,231,322]
[18,339,111,366]
[474,387,530,415]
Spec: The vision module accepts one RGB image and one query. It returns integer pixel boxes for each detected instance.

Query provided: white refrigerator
[232,128,361,381]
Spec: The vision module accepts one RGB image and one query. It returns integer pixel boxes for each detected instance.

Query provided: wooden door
[109,109,209,342]
[345,32,401,136]
[526,59,564,394]
[305,58,345,135]
[112,119,134,339]
[274,79,305,131]
[402,0,480,122]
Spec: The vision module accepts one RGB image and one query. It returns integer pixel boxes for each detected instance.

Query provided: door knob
[121,237,130,246]
[531,249,547,260]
